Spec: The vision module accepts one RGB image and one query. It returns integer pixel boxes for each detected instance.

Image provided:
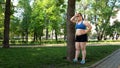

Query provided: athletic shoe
[80,60,85,64]
[73,59,78,62]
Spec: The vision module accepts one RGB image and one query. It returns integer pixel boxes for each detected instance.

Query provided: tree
[32,0,64,42]
[66,0,76,61]
[91,0,118,41]
[18,0,32,42]
[0,0,5,39]
[30,0,45,42]
[10,17,20,40]
[109,20,120,40]
[49,0,64,42]
[3,0,11,48]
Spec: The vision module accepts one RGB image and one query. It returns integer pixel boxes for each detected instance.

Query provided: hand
[80,30,88,35]
[84,30,89,34]
[75,13,79,17]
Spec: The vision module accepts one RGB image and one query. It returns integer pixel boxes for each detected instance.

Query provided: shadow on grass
[0,45,120,68]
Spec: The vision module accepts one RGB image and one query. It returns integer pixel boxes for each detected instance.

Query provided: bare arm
[70,13,79,23]
[70,15,77,23]
[84,21,92,33]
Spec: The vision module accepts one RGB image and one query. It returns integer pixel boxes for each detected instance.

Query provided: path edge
[89,49,120,68]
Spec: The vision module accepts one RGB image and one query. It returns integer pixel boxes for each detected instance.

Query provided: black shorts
[75,34,88,42]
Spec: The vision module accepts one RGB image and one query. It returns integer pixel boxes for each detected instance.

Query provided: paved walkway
[90,48,120,68]
[0,42,120,48]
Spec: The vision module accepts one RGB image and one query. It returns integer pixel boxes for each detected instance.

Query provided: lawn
[0,45,120,68]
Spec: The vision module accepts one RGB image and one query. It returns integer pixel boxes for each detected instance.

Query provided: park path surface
[89,48,120,68]
[0,42,120,48]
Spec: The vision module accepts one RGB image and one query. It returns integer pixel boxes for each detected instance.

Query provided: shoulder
[83,20,90,24]
[83,20,91,27]
[83,20,90,23]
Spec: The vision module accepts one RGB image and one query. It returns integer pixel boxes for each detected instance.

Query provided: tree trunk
[103,34,107,40]
[55,29,58,42]
[97,32,103,41]
[52,30,54,39]
[39,36,42,45]
[116,33,119,40]
[22,33,25,42]
[3,0,11,48]
[66,0,76,61]
[33,31,37,42]
[46,28,49,40]
[44,13,49,40]
[25,29,28,42]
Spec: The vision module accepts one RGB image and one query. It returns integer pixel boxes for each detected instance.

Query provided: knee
[81,48,86,51]
[75,48,80,51]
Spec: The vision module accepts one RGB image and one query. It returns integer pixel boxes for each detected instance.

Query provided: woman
[70,13,92,64]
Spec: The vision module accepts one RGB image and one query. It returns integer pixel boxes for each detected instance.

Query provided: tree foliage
[0,0,120,46]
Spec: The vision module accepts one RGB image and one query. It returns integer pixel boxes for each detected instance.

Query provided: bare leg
[80,42,86,60]
[74,42,80,60]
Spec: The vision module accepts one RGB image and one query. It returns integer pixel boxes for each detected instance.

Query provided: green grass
[0,39,66,45]
[1,39,120,46]
[0,45,120,68]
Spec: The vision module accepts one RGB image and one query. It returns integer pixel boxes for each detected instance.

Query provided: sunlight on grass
[36,48,42,51]
[0,45,119,68]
